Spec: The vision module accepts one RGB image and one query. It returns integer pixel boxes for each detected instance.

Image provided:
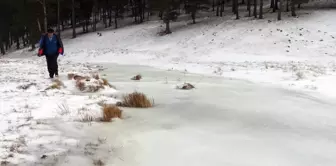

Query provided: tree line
[0,0,312,55]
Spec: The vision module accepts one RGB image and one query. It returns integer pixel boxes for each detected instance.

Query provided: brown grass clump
[76,80,86,91]
[17,83,36,90]
[68,73,75,80]
[93,159,105,166]
[45,79,64,90]
[74,75,86,81]
[131,74,142,81]
[92,73,100,80]
[87,85,102,92]
[101,78,116,89]
[120,92,153,108]
[102,104,122,122]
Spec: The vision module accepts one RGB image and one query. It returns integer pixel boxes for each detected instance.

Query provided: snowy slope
[60,9,336,98]
[0,58,120,165]
[2,8,336,166]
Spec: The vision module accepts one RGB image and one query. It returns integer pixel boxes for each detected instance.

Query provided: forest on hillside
[0,0,332,55]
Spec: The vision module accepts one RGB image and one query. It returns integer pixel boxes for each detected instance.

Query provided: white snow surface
[1,8,336,166]
[61,9,336,98]
[0,58,119,165]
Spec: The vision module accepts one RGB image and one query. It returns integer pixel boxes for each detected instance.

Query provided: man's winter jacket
[38,33,64,56]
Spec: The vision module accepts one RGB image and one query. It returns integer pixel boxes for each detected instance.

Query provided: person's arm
[56,34,64,55]
[38,35,45,56]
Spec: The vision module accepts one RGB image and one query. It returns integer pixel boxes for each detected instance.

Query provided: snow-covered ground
[61,9,336,98]
[0,58,121,165]
[1,8,336,166]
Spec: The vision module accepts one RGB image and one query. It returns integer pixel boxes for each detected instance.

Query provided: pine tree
[186,0,209,24]
[253,0,257,18]
[149,0,179,34]
[278,0,282,20]
[72,0,76,38]
[259,0,263,19]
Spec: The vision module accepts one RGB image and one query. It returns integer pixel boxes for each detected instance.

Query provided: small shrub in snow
[296,71,305,80]
[119,92,153,108]
[45,79,64,90]
[131,74,142,80]
[17,83,36,90]
[57,102,70,116]
[93,159,104,166]
[68,73,75,80]
[74,75,86,81]
[1,161,10,165]
[101,78,116,89]
[176,83,195,90]
[92,73,100,80]
[102,104,122,122]
[76,80,86,91]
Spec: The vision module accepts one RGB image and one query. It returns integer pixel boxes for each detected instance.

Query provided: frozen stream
[53,64,336,166]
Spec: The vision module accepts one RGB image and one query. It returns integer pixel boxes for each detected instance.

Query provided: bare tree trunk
[57,0,61,37]
[37,0,47,32]
[220,1,224,17]
[259,0,263,19]
[291,0,296,16]
[43,0,47,32]
[271,0,274,8]
[235,0,239,19]
[103,7,107,28]
[232,0,235,13]
[248,0,251,16]
[278,0,282,20]
[72,0,76,38]
[274,0,279,10]
[165,21,171,34]
[115,8,118,29]
[286,0,289,11]
[254,0,257,18]
[93,0,97,32]
[216,0,219,16]
[0,42,5,55]
[213,0,215,11]
[108,9,112,27]
[16,37,20,49]
[192,11,196,24]
[37,19,42,32]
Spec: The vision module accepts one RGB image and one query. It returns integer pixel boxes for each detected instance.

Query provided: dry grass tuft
[68,73,75,80]
[74,75,86,81]
[131,74,142,80]
[102,104,122,122]
[101,78,116,89]
[92,73,100,80]
[87,84,102,92]
[93,159,105,166]
[120,92,153,108]
[101,78,109,86]
[17,83,37,90]
[76,80,86,91]
[45,79,64,90]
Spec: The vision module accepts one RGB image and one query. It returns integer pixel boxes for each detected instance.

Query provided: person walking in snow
[38,28,64,79]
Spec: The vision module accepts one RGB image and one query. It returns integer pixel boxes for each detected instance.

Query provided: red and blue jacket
[38,33,64,56]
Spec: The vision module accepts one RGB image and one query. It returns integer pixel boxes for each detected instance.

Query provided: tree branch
[36,0,43,5]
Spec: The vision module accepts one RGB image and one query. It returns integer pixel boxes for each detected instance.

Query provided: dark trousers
[45,54,59,78]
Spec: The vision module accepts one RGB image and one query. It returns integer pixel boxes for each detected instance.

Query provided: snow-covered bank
[0,58,119,165]
[59,9,336,98]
